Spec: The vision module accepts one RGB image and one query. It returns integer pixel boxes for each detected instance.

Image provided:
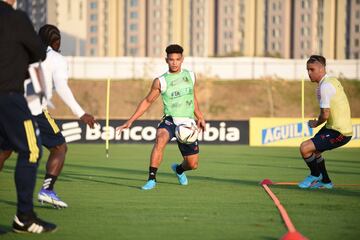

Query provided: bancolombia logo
[87,122,240,142]
[57,120,249,144]
[261,122,313,144]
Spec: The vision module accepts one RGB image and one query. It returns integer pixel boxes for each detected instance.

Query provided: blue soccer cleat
[298,174,322,189]
[171,163,188,186]
[38,189,68,208]
[310,181,333,189]
[141,179,156,190]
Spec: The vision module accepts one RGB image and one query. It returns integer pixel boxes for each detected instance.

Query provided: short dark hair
[307,55,326,66]
[38,24,61,47]
[165,44,183,54]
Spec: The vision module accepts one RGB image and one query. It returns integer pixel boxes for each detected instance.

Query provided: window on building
[79,2,83,20]
[129,48,138,55]
[355,24,360,32]
[355,39,360,47]
[130,0,138,7]
[90,14,97,21]
[90,26,97,32]
[272,2,276,10]
[356,10,360,19]
[354,52,359,59]
[301,0,309,8]
[155,48,160,55]
[154,10,160,18]
[130,11,138,18]
[130,23,137,31]
[130,35,138,43]
[90,37,97,44]
[90,48,96,56]
[90,2,97,9]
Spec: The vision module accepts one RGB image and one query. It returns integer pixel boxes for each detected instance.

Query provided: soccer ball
[175,123,199,144]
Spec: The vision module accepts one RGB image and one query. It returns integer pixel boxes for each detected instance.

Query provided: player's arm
[194,82,206,131]
[53,57,96,128]
[308,108,330,128]
[116,78,161,133]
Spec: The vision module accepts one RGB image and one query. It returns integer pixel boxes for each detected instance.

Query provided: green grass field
[0,144,359,240]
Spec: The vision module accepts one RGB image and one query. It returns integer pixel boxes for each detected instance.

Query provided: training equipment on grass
[260,179,308,240]
[175,122,199,144]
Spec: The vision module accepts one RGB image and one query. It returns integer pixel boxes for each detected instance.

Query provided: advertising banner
[57,119,249,145]
[250,118,360,147]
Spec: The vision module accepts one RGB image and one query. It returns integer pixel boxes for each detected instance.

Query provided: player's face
[166,53,183,73]
[307,62,325,83]
[52,39,61,52]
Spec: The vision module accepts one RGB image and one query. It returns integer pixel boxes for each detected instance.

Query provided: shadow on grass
[61,164,270,189]
[62,163,360,199]
[245,163,360,176]
[0,224,12,235]
[270,185,360,198]
[260,236,278,240]
[0,199,16,207]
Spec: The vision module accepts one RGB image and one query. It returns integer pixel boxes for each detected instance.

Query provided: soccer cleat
[298,174,322,189]
[38,189,68,208]
[12,213,57,234]
[141,179,156,190]
[310,181,334,189]
[171,163,188,185]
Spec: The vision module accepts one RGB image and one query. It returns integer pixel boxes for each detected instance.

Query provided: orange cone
[281,231,308,240]
[260,179,273,185]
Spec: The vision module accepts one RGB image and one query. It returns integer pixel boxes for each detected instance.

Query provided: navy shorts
[311,126,352,152]
[158,116,199,157]
[34,110,65,149]
[0,92,42,162]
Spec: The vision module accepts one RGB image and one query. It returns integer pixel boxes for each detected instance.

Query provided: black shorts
[311,126,352,152]
[34,110,65,149]
[158,116,199,157]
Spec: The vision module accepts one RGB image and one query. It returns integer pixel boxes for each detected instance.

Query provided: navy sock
[304,154,320,177]
[316,156,331,183]
[148,167,157,180]
[176,164,185,175]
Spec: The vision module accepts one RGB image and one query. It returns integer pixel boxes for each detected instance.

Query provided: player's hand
[197,118,206,132]
[116,120,132,135]
[80,113,97,129]
[308,119,318,128]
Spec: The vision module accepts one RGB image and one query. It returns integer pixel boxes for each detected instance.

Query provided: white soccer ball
[175,123,199,144]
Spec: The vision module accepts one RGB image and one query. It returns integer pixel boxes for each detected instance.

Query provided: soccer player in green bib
[116,44,206,190]
[298,55,353,189]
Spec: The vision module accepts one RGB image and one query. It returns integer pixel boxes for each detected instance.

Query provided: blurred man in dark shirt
[0,0,56,233]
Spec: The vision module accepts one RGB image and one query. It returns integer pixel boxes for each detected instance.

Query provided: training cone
[260,179,273,185]
[281,231,308,240]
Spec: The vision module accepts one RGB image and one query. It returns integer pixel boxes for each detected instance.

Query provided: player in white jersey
[0,24,96,208]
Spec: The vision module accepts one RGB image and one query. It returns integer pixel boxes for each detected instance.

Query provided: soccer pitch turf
[0,144,359,240]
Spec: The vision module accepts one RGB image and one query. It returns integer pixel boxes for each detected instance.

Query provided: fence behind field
[66,57,360,80]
